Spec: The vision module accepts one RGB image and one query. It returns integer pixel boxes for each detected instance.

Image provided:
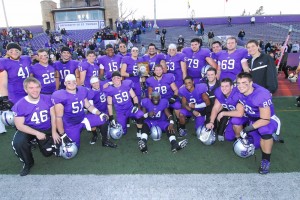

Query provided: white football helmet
[233,138,255,158]
[1,110,15,126]
[201,65,212,78]
[109,123,123,140]
[60,142,78,159]
[150,126,162,141]
[196,126,216,145]
[288,73,298,83]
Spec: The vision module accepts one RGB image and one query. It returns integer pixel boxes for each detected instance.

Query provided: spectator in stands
[148,21,152,31]
[265,40,272,53]
[207,30,215,47]
[178,35,184,46]
[160,34,166,50]
[155,29,160,41]
[140,44,146,56]
[238,29,245,41]
[251,16,256,26]
[246,39,278,94]
[228,16,232,26]
[127,40,134,51]
[200,22,204,36]
[292,41,299,53]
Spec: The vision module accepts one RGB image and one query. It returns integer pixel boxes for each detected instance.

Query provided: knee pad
[261,134,273,140]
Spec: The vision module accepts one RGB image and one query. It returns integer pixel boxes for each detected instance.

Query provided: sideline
[1,173,300,199]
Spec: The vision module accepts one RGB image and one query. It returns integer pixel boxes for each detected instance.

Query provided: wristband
[91,108,99,114]
[170,120,174,124]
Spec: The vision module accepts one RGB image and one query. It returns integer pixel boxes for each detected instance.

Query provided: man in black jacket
[246,40,278,94]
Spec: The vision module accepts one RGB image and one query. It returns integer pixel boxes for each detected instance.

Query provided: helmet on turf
[196,126,216,145]
[1,110,15,126]
[233,137,255,158]
[60,142,78,159]
[201,65,212,78]
[109,123,123,139]
[288,73,298,83]
[150,126,162,141]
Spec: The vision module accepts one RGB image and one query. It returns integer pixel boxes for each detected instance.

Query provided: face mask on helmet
[1,110,15,127]
[196,125,216,145]
[233,137,255,158]
[109,123,123,139]
[150,126,162,141]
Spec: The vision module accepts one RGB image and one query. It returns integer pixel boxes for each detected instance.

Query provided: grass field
[1,97,299,175]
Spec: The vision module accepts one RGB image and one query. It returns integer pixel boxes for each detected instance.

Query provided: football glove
[109,115,116,127]
[0,96,13,111]
[168,95,178,104]
[99,112,108,121]
[60,133,73,144]
[131,103,139,113]
[240,125,255,139]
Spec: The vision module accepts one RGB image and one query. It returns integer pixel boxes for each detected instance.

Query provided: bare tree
[255,6,264,15]
[119,0,137,20]
[241,9,246,16]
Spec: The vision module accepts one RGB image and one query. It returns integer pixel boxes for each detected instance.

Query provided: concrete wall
[103,0,119,30]
[41,0,57,31]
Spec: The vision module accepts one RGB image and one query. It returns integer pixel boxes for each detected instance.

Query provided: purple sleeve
[78,61,88,72]
[11,101,25,117]
[51,90,66,105]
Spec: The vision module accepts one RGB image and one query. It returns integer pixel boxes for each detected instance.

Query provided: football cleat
[138,139,148,153]
[258,159,270,174]
[218,135,225,142]
[102,139,117,148]
[20,162,34,176]
[90,135,98,145]
[171,139,188,153]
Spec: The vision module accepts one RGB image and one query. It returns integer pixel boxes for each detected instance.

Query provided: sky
[0,0,299,27]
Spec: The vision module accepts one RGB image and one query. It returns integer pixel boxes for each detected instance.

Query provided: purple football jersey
[12,94,52,130]
[0,56,31,103]
[103,79,134,112]
[142,53,166,71]
[30,63,56,94]
[53,60,79,89]
[86,83,108,113]
[238,83,275,120]
[146,73,176,99]
[215,87,240,111]
[179,83,208,111]
[216,48,248,81]
[98,54,122,80]
[51,86,88,127]
[78,61,99,88]
[165,53,185,88]
[182,47,211,79]
[141,98,169,121]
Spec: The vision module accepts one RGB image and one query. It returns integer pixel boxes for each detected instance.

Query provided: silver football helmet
[288,73,298,83]
[60,142,78,159]
[1,110,15,126]
[233,137,255,158]
[109,123,123,140]
[150,126,162,141]
[196,126,216,145]
[201,65,212,78]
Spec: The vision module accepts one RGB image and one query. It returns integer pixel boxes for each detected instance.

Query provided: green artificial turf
[0,97,299,175]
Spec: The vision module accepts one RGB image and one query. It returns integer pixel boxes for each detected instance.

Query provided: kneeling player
[12,77,59,176]
[139,91,188,153]
[178,76,210,136]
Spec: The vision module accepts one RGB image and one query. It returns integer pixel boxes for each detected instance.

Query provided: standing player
[98,44,122,81]
[139,91,188,153]
[142,43,166,73]
[182,38,217,84]
[236,72,280,174]
[53,46,79,89]
[78,50,99,88]
[30,49,56,95]
[12,77,58,176]
[215,37,249,81]
[120,47,144,101]
[118,42,131,57]
[0,43,31,134]
[165,43,187,88]
[104,71,144,137]
[178,76,210,136]
[52,74,116,148]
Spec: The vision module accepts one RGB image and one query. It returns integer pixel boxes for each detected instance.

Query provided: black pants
[12,130,53,166]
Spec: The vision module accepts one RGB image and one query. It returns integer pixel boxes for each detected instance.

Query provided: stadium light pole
[1,0,9,30]
[153,0,159,29]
